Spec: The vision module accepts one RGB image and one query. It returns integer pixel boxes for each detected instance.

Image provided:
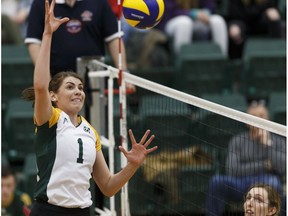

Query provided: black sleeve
[25,0,46,41]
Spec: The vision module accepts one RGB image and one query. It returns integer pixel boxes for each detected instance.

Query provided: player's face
[1,175,16,205]
[244,187,275,216]
[53,76,85,114]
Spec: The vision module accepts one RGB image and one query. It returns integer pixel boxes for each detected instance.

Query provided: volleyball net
[88,60,286,216]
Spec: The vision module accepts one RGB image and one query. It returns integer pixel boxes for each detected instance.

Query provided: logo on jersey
[81,10,93,22]
[63,117,68,124]
[66,19,82,33]
[83,126,91,133]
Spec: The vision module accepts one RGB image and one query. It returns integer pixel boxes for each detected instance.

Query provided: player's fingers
[146,146,158,154]
[143,134,155,148]
[118,145,127,156]
[50,0,55,13]
[45,0,49,15]
[60,17,70,24]
[139,130,151,145]
[128,129,137,145]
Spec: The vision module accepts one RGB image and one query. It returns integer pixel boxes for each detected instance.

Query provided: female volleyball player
[244,184,281,216]
[25,0,157,215]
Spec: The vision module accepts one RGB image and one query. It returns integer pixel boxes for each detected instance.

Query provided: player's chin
[72,103,84,112]
[77,104,84,112]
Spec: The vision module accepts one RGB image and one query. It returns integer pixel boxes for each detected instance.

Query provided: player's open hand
[44,0,69,35]
[119,129,157,166]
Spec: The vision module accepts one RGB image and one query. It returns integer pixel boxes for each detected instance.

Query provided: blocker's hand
[119,129,157,166]
[44,0,69,35]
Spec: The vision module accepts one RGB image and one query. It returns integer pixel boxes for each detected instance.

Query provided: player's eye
[254,196,264,203]
[78,85,84,91]
[245,195,252,201]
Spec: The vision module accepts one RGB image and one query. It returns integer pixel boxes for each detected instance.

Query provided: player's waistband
[33,200,90,215]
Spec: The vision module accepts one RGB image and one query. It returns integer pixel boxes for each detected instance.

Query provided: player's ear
[50,91,57,102]
[268,206,277,216]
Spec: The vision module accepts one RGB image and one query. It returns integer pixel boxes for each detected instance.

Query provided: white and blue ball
[122,0,165,29]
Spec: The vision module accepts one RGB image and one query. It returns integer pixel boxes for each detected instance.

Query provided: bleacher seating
[2,44,34,163]
[269,91,286,125]
[131,66,175,91]
[4,99,35,160]
[138,95,193,150]
[2,44,34,108]
[174,42,231,96]
[242,38,286,94]
[21,153,37,198]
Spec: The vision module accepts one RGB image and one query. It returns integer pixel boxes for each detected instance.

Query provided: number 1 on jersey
[77,138,84,163]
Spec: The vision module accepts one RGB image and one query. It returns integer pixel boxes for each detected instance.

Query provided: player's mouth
[245,209,254,215]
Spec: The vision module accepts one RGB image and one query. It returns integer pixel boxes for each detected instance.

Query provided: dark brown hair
[245,183,281,216]
[22,71,83,105]
[2,164,15,178]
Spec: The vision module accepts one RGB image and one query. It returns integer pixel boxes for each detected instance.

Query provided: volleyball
[122,0,165,29]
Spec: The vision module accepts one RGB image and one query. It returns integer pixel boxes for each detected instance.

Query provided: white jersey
[34,107,101,208]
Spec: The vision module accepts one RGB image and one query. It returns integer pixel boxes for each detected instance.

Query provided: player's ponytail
[21,86,35,107]
[22,86,35,102]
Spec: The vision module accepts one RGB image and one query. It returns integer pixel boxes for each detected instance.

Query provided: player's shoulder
[80,115,98,131]
[80,115,94,126]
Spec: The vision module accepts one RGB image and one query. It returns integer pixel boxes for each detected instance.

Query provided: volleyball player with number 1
[23,0,157,215]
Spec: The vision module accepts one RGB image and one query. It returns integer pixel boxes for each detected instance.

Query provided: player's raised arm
[33,0,69,125]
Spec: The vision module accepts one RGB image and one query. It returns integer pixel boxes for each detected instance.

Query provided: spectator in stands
[155,0,228,55]
[1,164,32,216]
[244,183,281,216]
[25,0,135,93]
[205,101,286,216]
[225,0,283,59]
[2,0,32,44]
